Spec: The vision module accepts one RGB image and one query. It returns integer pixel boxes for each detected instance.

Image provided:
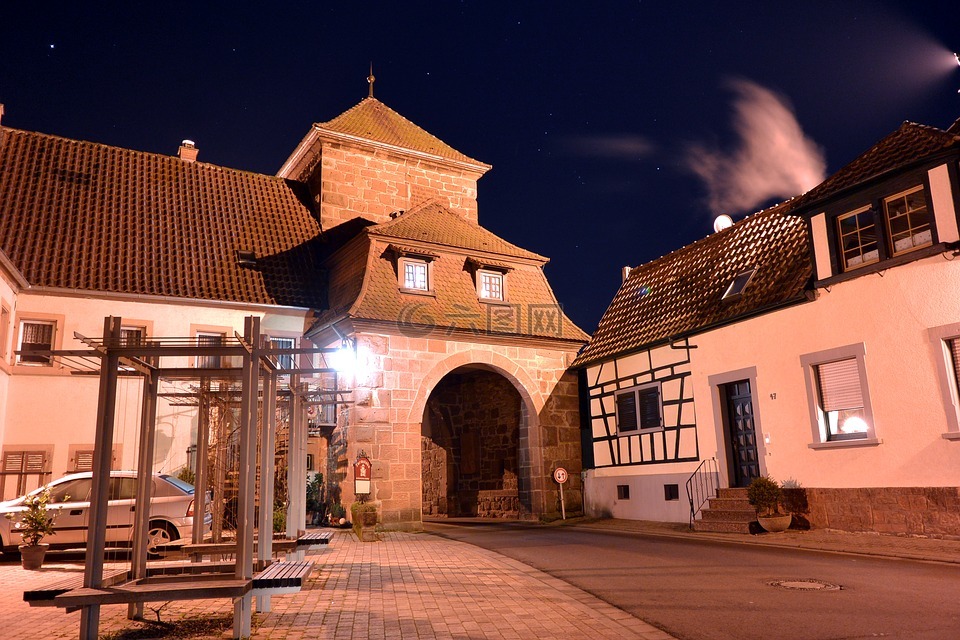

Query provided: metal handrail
[685,457,719,529]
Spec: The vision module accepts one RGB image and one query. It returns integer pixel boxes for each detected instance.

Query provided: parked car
[0,471,212,556]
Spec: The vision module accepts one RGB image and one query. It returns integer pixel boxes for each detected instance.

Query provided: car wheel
[146,521,178,558]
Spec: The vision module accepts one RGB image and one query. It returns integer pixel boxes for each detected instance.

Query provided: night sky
[1,2,958,333]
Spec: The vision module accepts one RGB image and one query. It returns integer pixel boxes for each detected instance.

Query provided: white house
[575,116,960,536]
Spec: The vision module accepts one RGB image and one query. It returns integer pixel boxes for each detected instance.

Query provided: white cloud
[686,79,826,214]
[563,134,656,159]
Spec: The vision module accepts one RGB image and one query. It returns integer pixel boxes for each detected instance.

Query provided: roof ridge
[0,125,287,181]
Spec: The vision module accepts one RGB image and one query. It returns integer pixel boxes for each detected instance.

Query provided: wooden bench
[173,539,298,562]
[51,578,251,609]
[297,531,334,549]
[251,560,314,596]
[24,567,130,606]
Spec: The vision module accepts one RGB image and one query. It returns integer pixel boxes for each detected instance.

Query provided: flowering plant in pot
[6,486,62,569]
[746,476,792,533]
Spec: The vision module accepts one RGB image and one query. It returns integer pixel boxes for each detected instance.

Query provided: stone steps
[694,487,758,534]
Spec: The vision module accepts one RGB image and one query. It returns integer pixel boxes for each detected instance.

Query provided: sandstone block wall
[314,144,482,229]
[799,487,960,538]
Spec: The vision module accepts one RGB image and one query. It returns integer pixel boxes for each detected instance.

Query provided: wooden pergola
[42,315,347,639]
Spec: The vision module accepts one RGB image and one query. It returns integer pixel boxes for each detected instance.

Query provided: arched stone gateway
[421,366,530,519]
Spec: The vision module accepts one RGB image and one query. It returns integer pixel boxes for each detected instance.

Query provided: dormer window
[478,270,504,301]
[401,257,430,291]
[833,184,933,274]
[884,186,931,256]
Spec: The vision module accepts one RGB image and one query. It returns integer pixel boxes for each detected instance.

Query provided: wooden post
[193,380,210,546]
[80,316,122,640]
[233,316,259,639]
[128,355,158,620]
[257,367,278,612]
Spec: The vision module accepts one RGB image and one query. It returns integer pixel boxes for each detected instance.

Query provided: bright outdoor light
[329,342,357,375]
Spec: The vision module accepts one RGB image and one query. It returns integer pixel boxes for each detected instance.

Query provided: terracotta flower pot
[19,543,50,570]
[757,514,792,533]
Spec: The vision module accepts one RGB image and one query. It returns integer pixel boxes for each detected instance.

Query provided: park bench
[251,560,314,596]
[23,567,129,607]
[296,530,334,549]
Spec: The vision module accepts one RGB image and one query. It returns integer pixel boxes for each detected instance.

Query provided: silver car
[0,471,212,556]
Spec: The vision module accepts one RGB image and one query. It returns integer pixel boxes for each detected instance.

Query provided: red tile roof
[573,202,811,367]
[794,121,960,210]
[310,202,588,343]
[317,98,489,168]
[370,201,546,261]
[0,127,326,307]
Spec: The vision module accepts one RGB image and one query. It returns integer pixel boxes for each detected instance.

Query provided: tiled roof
[0,127,326,307]
[794,121,960,210]
[317,98,489,168]
[309,202,588,343]
[573,202,811,367]
[369,201,547,261]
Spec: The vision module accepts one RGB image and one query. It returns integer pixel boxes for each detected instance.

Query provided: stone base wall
[799,487,960,537]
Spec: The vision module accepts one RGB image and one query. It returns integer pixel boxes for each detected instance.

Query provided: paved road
[426,520,960,640]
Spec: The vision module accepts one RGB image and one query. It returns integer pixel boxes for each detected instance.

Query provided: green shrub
[747,476,784,516]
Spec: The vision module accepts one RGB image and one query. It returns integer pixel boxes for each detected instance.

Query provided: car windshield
[160,475,195,495]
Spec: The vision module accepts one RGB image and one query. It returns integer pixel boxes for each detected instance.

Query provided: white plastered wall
[4,291,312,479]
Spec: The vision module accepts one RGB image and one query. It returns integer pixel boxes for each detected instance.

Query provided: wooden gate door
[723,380,760,488]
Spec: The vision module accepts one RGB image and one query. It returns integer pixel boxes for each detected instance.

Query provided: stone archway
[421,367,524,517]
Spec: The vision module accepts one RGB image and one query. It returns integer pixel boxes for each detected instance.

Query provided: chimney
[622,266,632,282]
[178,139,198,162]
[0,104,5,127]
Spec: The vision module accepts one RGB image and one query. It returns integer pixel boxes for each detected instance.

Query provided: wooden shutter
[816,358,864,411]
[616,392,638,432]
[73,450,95,472]
[637,387,662,429]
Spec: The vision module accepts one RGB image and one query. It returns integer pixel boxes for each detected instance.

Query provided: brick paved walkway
[0,530,675,639]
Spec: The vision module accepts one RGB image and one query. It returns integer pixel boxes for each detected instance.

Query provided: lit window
[17,320,55,365]
[400,258,430,291]
[478,270,504,301]
[884,186,932,256]
[801,344,878,447]
[615,383,663,433]
[837,206,879,270]
[722,269,755,299]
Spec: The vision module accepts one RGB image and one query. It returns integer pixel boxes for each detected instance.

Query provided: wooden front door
[723,380,760,488]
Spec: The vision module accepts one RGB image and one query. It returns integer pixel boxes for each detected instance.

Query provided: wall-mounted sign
[354,450,372,496]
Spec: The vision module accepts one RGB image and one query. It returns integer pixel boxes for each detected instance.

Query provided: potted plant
[747,476,792,533]
[6,486,62,569]
[305,473,325,526]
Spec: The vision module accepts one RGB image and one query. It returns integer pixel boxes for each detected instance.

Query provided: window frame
[0,303,10,367]
[800,343,880,449]
[927,322,960,440]
[269,336,297,372]
[614,381,664,434]
[882,185,933,258]
[194,330,226,369]
[16,319,57,366]
[722,269,756,300]
[477,269,506,302]
[836,205,880,271]
[398,256,432,294]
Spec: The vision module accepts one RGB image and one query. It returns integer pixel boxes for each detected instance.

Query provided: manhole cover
[768,579,842,591]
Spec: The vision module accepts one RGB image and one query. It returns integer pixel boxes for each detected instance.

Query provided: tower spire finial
[367,62,375,98]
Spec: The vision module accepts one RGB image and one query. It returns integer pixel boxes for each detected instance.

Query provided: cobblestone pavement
[0,529,675,640]
[3,519,958,639]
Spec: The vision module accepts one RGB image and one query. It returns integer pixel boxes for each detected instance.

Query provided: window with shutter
[801,344,876,446]
[0,450,49,499]
[615,383,663,434]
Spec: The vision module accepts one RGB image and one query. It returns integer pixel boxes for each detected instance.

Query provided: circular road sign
[553,467,568,484]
